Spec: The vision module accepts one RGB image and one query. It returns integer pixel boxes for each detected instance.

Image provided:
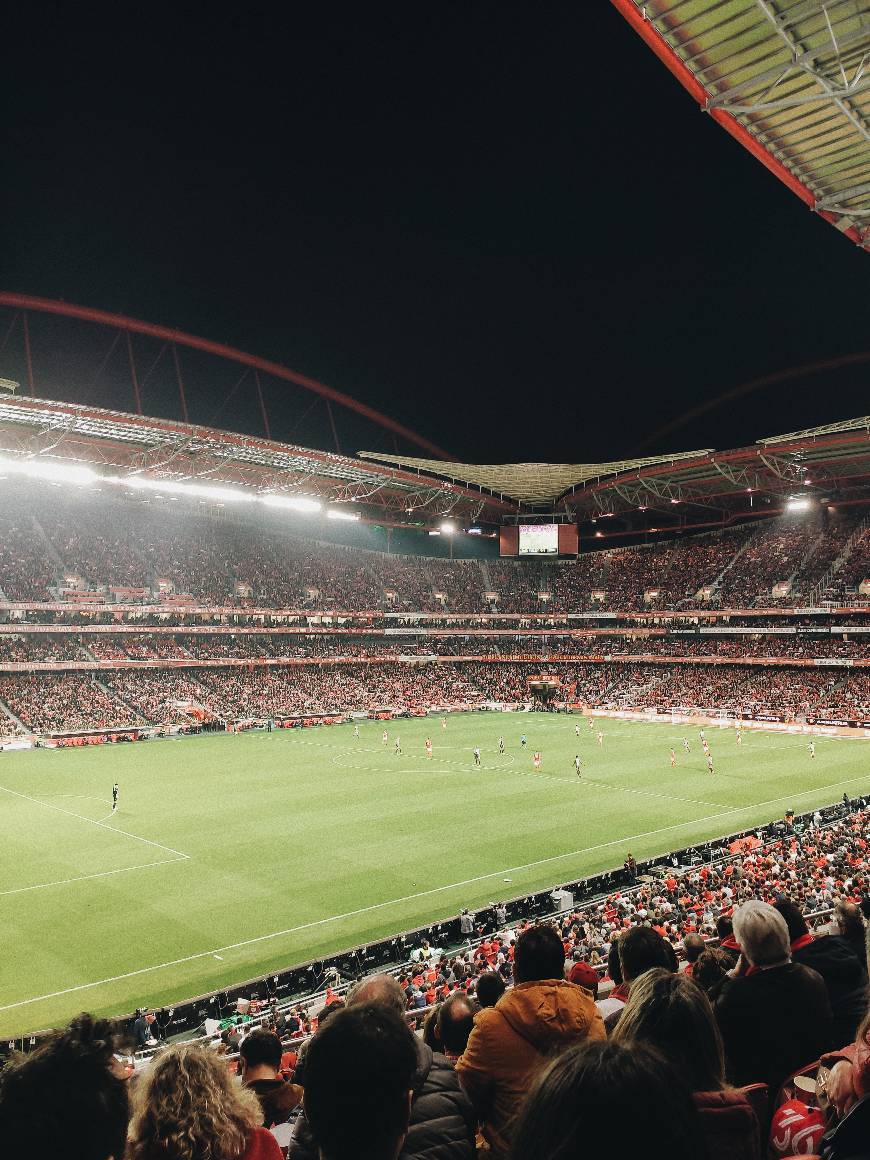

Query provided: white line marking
[0,784,191,860]
[582,777,721,809]
[0,858,186,898]
[4,771,869,1015]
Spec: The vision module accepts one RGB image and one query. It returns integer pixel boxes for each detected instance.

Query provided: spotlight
[260,494,322,513]
[786,497,812,513]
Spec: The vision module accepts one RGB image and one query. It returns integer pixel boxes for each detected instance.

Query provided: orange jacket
[456,979,605,1159]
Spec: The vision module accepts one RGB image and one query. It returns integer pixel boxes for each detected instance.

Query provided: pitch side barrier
[3,796,857,1057]
[579,705,870,738]
[124,802,856,1066]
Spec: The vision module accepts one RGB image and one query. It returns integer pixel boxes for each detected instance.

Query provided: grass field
[2,712,869,1037]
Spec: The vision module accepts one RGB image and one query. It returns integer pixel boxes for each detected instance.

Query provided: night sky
[2,6,868,466]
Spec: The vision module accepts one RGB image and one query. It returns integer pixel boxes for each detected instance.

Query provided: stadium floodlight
[327,508,360,521]
[0,455,98,485]
[428,529,441,536]
[786,497,812,513]
[440,521,456,534]
[116,476,254,503]
[467,527,482,535]
[260,494,322,513]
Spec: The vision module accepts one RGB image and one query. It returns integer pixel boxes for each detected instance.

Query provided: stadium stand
[0,482,867,613]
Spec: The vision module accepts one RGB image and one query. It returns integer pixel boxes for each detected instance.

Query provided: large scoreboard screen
[518,524,559,555]
[500,524,578,556]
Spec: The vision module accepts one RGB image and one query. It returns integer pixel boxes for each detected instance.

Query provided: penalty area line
[0,857,188,898]
[0,783,191,861]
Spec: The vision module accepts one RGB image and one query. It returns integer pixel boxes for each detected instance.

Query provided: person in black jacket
[714,900,833,1096]
[288,974,476,1160]
[774,896,868,1047]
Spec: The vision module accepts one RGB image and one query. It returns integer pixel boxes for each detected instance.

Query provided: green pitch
[1,713,867,1036]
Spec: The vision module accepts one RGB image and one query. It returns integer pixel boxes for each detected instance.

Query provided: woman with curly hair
[127,1044,282,1160]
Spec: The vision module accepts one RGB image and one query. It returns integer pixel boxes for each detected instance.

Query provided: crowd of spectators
[0,673,148,733]
[2,658,870,731]
[0,628,868,668]
[1,483,867,614]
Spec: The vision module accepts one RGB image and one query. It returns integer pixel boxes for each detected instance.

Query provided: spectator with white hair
[713,899,834,1095]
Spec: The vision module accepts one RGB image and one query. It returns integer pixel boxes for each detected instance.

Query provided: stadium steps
[30,514,68,574]
[786,524,831,600]
[0,696,27,734]
[93,675,147,724]
[476,558,493,593]
[705,523,759,601]
[809,515,870,604]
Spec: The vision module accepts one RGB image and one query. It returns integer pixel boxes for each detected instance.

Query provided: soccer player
[596,731,604,748]
[112,782,119,812]
[498,736,505,754]
[441,716,447,730]
[473,746,481,766]
[699,728,706,741]
[574,754,582,777]
[669,748,676,768]
[683,737,691,753]
[533,751,542,770]
[520,734,527,747]
[735,729,742,746]
[353,723,360,740]
[575,722,580,737]
[425,738,433,759]
[588,717,594,731]
[809,741,816,759]
[394,737,402,755]
[706,754,715,776]
[382,729,388,746]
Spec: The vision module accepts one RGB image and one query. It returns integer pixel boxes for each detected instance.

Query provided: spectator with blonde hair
[127,1043,282,1160]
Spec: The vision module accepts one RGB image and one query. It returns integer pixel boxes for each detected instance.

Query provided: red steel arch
[0,292,452,459]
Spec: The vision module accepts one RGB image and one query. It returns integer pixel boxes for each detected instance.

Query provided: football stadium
[3,3,870,1158]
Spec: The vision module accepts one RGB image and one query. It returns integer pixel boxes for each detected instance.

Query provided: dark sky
[2,5,868,466]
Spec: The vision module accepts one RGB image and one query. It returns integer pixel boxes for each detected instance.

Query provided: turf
[1,713,867,1036]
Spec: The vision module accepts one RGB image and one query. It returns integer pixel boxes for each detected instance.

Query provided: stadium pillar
[22,312,34,396]
[125,330,143,415]
[253,369,272,440]
[171,344,190,424]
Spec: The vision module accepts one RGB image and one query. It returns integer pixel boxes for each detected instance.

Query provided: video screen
[518,524,559,555]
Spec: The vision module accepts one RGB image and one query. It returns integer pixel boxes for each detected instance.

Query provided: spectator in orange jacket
[456,925,605,1159]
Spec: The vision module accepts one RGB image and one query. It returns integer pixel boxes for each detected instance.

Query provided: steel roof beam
[755,0,870,149]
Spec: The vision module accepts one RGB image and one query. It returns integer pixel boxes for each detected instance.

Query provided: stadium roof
[357,450,715,505]
[363,414,870,529]
[613,0,870,250]
[2,392,868,540]
[0,393,518,525]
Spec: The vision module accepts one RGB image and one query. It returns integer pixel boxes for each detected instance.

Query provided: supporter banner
[0,601,867,625]
[1,655,867,674]
[698,626,799,634]
[0,624,389,635]
[807,716,870,729]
